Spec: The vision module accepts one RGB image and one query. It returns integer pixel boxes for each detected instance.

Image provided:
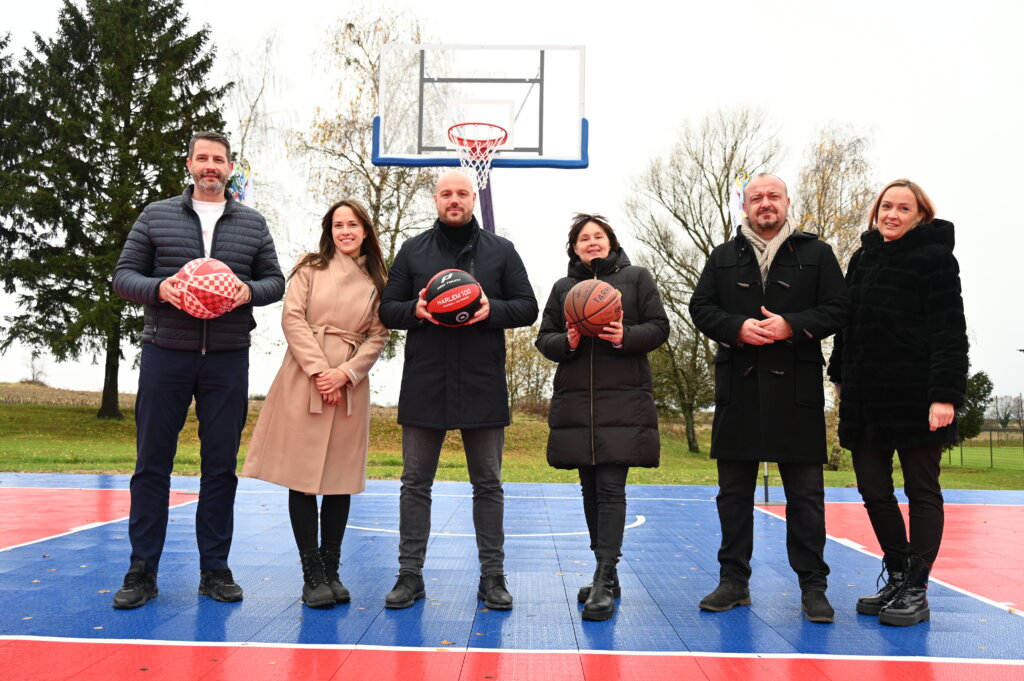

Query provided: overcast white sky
[3,0,1023,406]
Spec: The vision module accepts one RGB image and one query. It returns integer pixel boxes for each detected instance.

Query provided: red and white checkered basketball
[175,258,237,319]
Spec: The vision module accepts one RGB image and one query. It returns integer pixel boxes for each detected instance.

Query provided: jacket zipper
[589,337,595,465]
[590,269,598,465]
[196,194,227,357]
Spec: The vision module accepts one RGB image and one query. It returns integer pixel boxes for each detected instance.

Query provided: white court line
[347,515,646,537]
[1,635,1022,666]
[754,505,1024,618]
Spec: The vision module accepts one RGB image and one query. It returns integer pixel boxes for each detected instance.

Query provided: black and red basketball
[425,269,482,327]
[563,279,622,337]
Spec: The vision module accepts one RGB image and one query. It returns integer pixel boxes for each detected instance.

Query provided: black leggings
[578,464,629,565]
[288,490,351,553]
[852,443,944,564]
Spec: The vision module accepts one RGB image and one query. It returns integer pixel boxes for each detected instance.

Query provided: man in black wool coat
[689,173,849,623]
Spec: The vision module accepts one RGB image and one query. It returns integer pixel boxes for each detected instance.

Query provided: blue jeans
[398,425,505,575]
[129,344,248,573]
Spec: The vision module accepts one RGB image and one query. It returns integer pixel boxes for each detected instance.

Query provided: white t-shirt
[191,199,227,257]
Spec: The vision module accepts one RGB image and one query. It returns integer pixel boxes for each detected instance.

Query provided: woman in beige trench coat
[243,198,388,608]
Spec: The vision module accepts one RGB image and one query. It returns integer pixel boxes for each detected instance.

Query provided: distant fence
[946,428,1024,470]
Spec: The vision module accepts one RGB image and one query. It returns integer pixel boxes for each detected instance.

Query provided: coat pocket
[713,348,731,406]
[794,345,825,407]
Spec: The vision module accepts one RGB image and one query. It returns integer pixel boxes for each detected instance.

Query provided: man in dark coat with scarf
[379,170,538,611]
[689,173,848,623]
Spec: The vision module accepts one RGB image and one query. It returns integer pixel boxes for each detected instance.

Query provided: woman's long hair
[291,199,388,295]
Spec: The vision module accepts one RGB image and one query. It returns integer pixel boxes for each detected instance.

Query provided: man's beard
[194,172,227,194]
[754,211,784,233]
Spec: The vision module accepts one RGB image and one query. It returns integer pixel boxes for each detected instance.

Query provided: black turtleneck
[439,219,473,252]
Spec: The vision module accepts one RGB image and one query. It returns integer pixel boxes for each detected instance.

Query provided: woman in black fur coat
[828,179,968,627]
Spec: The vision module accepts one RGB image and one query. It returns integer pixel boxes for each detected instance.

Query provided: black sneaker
[112,560,158,609]
[199,568,243,602]
[384,571,425,609]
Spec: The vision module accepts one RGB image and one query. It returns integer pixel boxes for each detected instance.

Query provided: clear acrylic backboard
[373,44,587,169]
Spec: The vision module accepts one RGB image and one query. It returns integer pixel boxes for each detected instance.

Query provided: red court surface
[0,488,197,549]
[3,639,1023,681]
[763,502,1024,613]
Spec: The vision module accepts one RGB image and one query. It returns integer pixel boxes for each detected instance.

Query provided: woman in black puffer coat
[828,179,968,627]
[536,214,669,621]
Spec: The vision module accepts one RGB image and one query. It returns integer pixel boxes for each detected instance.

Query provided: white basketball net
[448,122,508,190]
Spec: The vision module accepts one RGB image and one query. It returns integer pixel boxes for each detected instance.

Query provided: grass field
[2,383,1022,490]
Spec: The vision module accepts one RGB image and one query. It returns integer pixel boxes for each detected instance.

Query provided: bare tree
[990,395,1015,428]
[793,125,875,270]
[26,349,47,386]
[505,324,554,417]
[1011,394,1023,431]
[793,125,875,468]
[627,106,782,451]
[293,12,437,267]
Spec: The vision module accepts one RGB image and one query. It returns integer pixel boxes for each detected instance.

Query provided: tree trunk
[684,408,700,453]
[97,324,123,420]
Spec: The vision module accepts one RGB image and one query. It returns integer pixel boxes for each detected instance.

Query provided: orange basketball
[563,280,622,337]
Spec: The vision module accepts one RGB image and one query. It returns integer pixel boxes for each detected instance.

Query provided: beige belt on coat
[308,324,366,416]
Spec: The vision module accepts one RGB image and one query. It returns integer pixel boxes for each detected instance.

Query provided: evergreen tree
[0,0,228,418]
[0,34,25,264]
[958,370,993,443]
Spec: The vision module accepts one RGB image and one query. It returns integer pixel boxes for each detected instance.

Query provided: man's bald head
[434,170,476,226]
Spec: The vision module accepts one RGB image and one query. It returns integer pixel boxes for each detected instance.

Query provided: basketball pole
[479,180,496,233]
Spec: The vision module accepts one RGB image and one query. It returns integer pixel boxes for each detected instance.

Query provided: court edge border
[3,635,1023,666]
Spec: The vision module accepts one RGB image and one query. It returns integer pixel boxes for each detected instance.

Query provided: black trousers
[129,344,249,573]
[579,464,629,565]
[715,459,829,591]
[852,442,944,564]
[288,491,351,553]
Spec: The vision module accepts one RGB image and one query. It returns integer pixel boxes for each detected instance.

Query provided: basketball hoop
[448,122,508,190]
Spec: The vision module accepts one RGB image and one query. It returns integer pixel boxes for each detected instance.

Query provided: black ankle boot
[299,548,335,609]
[577,566,620,604]
[582,562,617,621]
[857,554,905,615]
[319,547,350,604]
[879,554,930,626]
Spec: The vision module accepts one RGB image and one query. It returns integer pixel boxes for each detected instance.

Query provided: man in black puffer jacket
[110,132,284,609]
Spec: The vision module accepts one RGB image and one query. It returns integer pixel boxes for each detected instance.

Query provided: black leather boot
[385,571,425,609]
[478,573,514,610]
[856,554,905,615]
[319,547,350,604]
[582,562,617,621]
[577,565,621,603]
[299,548,335,609]
[878,554,930,626]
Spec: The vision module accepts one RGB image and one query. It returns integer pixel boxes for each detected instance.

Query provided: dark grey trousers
[398,425,505,575]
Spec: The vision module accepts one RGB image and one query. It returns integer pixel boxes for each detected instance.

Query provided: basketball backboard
[373,44,587,169]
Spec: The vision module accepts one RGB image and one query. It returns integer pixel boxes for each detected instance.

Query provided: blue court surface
[1,473,1023,680]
